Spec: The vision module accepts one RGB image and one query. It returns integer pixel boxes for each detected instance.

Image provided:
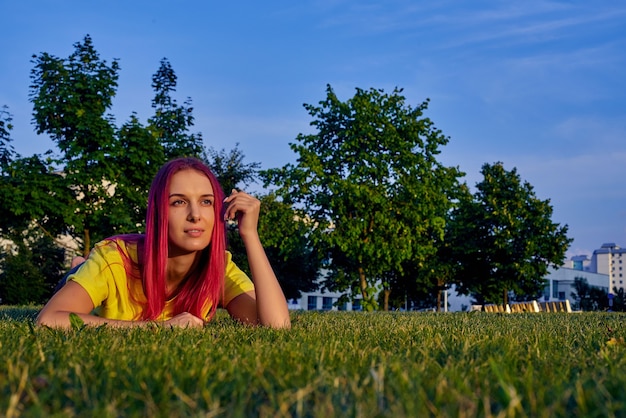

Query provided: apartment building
[588,243,626,293]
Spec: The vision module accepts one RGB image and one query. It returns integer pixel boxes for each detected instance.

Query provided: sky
[1,0,625,259]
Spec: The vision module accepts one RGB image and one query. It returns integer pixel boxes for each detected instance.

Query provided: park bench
[482,303,511,313]
[476,300,571,313]
[538,300,572,313]
[509,301,541,313]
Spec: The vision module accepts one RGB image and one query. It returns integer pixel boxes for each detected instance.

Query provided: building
[288,287,363,311]
[588,243,626,293]
[543,265,609,307]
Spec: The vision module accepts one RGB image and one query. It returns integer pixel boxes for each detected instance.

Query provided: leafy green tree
[263,85,464,310]
[610,287,626,312]
[0,155,77,245]
[448,162,572,305]
[571,277,609,311]
[100,113,165,235]
[0,105,15,168]
[148,58,204,160]
[0,107,77,245]
[0,231,65,305]
[205,144,261,193]
[30,34,120,255]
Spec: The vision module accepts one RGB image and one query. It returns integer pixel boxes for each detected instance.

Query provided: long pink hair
[139,157,226,320]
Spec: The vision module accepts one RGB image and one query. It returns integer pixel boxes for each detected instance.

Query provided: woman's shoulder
[95,234,144,259]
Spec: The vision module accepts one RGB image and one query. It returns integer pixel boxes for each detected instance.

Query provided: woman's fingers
[164,312,204,328]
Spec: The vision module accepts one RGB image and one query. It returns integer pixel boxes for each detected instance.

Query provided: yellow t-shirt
[69,238,255,321]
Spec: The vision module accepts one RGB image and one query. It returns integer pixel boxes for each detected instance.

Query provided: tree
[449,162,572,305]
[263,85,464,310]
[30,34,120,256]
[610,287,626,312]
[205,144,260,193]
[0,231,65,305]
[0,105,15,168]
[101,113,165,235]
[0,107,78,285]
[148,58,204,160]
[571,277,608,311]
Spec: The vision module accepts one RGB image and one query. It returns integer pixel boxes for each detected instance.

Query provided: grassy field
[1,307,625,417]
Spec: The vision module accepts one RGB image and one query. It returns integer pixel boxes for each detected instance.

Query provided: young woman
[37,157,291,329]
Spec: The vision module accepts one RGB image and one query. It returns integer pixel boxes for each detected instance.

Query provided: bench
[475,300,571,313]
[538,300,572,313]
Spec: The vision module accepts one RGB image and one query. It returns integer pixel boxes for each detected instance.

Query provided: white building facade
[543,266,609,307]
[588,243,626,293]
[287,287,363,311]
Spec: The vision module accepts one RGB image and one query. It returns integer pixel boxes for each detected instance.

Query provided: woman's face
[167,169,216,257]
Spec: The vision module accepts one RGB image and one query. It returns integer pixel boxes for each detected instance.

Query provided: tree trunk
[358,266,368,301]
[83,228,91,258]
[383,289,390,311]
[436,291,441,312]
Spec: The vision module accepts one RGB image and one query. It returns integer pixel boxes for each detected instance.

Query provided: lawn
[1,306,625,417]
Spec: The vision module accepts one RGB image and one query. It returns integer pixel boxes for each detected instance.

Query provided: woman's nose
[187,205,200,222]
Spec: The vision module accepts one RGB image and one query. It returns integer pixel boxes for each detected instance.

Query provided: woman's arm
[223,190,291,329]
[36,281,204,328]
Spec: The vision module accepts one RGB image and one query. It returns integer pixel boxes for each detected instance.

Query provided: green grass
[1,306,626,417]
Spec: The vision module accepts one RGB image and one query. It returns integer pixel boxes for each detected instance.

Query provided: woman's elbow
[35,310,67,328]
[264,316,291,329]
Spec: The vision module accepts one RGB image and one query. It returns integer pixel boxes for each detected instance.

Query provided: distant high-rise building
[589,243,626,293]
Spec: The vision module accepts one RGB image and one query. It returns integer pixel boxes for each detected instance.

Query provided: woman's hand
[163,312,205,328]
[222,189,291,329]
[223,189,261,239]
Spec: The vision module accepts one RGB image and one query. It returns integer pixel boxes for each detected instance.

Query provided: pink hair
[139,157,226,321]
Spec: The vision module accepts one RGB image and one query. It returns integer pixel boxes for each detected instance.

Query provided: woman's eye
[171,199,186,206]
[202,199,214,206]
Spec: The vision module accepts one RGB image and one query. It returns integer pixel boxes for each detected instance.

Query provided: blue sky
[1,1,625,259]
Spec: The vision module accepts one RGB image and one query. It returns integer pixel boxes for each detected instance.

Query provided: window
[558,292,566,301]
[552,280,559,299]
[322,297,333,311]
[352,299,362,311]
[307,296,318,311]
[338,301,347,311]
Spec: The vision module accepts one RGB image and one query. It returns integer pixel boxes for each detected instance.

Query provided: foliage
[0,155,78,242]
[571,277,610,311]
[0,105,15,168]
[103,113,165,234]
[448,162,572,305]
[610,287,626,312]
[3,310,626,416]
[30,34,121,254]
[0,233,65,305]
[206,143,261,193]
[263,85,464,310]
[148,58,204,160]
